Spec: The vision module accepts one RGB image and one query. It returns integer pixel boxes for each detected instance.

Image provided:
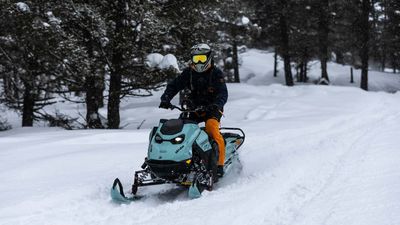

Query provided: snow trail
[0,85,399,225]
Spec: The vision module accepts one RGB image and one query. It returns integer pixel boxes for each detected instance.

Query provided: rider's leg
[205,118,225,166]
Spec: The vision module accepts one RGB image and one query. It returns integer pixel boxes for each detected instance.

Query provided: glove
[159,101,172,109]
[206,104,221,118]
[206,104,219,113]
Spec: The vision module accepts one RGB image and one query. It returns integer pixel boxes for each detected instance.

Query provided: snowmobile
[110,104,245,203]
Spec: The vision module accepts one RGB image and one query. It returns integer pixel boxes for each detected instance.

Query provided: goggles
[192,54,208,64]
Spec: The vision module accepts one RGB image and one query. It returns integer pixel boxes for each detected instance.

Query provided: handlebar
[169,105,206,113]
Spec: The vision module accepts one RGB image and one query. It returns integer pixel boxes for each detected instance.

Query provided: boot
[217,165,224,177]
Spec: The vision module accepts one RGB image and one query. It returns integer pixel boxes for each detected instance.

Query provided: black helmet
[190,43,213,73]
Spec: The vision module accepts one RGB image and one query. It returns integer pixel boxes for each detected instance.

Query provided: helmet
[190,43,213,73]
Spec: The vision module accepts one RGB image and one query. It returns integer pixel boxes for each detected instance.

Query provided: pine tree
[214,0,255,83]
[385,0,400,73]
[0,1,62,126]
[51,1,107,128]
[317,0,331,84]
[102,0,173,128]
[52,0,172,129]
[251,0,294,86]
[289,0,318,83]
[359,0,372,90]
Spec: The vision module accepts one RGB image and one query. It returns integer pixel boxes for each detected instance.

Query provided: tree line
[251,0,399,89]
[0,0,399,129]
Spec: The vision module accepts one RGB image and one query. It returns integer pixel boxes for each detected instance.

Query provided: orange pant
[205,119,225,166]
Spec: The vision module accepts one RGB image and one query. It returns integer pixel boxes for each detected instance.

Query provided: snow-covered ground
[240,49,400,92]
[1,49,400,225]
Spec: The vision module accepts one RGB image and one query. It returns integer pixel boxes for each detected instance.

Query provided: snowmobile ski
[188,181,202,199]
[110,178,142,203]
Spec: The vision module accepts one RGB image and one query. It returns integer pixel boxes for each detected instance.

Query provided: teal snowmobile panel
[195,130,212,152]
[224,137,239,163]
[148,121,205,162]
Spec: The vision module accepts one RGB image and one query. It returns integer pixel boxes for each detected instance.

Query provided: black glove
[206,104,221,119]
[159,101,172,109]
[206,104,219,113]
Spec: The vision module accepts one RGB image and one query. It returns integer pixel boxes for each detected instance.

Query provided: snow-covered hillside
[240,49,400,92]
[1,82,400,225]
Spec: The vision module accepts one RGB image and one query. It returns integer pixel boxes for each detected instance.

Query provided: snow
[239,49,400,92]
[100,37,109,47]
[146,53,164,68]
[241,16,250,25]
[146,53,179,72]
[1,49,400,225]
[16,2,29,12]
[163,44,172,51]
[42,22,50,28]
[158,54,179,71]
[46,11,62,25]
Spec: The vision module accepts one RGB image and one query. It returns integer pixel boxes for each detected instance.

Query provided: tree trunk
[318,0,330,84]
[2,73,11,99]
[380,0,388,72]
[273,50,278,77]
[301,48,308,83]
[232,40,240,83]
[83,32,103,129]
[335,51,345,65]
[381,52,386,72]
[279,2,294,86]
[296,64,300,81]
[96,75,105,108]
[304,60,308,82]
[298,63,304,82]
[108,68,121,129]
[350,67,354,83]
[107,3,124,129]
[392,53,397,73]
[85,75,103,129]
[360,0,370,91]
[370,0,380,64]
[22,81,34,127]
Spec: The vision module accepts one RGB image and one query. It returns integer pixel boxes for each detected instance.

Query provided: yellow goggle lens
[192,55,207,63]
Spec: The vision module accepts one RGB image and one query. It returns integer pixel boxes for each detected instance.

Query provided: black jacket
[161,66,228,110]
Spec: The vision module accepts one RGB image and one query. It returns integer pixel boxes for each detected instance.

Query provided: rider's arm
[213,69,228,109]
[161,69,190,102]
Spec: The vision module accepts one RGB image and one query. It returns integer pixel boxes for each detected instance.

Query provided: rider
[159,43,228,177]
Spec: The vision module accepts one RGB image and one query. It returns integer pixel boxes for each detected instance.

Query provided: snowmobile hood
[148,121,201,162]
